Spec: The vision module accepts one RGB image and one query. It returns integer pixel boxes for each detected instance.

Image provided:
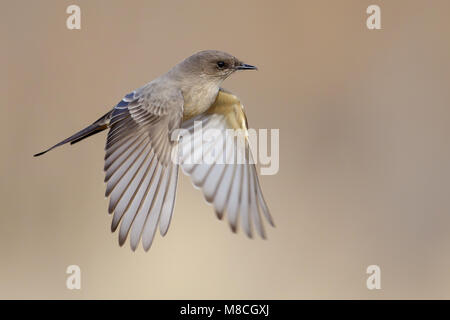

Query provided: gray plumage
[35,50,273,251]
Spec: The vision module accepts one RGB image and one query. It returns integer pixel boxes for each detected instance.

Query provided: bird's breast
[182,83,219,121]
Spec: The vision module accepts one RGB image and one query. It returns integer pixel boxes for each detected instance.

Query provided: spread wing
[180,89,274,238]
[104,84,183,251]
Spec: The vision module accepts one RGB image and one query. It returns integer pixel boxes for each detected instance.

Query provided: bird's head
[178,50,257,81]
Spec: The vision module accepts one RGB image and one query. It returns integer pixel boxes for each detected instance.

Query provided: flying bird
[34,50,274,251]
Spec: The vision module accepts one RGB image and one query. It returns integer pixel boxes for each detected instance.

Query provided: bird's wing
[180,89,274,238]
[105,84,183,251]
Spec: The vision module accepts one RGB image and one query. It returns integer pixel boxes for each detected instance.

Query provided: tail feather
[34,111,112,157]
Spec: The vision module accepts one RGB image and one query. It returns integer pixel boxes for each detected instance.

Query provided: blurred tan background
[1,0,450,299]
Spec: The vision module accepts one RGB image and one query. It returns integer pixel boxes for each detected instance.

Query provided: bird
[34,50,274,251]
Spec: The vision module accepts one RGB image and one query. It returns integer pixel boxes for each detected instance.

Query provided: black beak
[236,63,258,71]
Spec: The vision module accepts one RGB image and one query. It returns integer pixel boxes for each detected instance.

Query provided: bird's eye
[217,61,226,69]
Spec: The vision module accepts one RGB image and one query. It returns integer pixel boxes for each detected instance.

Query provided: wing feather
[110,148,155,218]
[180,89,274,237]
[159,164,179,236]
[105,84,183,251]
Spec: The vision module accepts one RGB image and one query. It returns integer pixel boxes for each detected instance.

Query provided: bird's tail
[33,111,112,157]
